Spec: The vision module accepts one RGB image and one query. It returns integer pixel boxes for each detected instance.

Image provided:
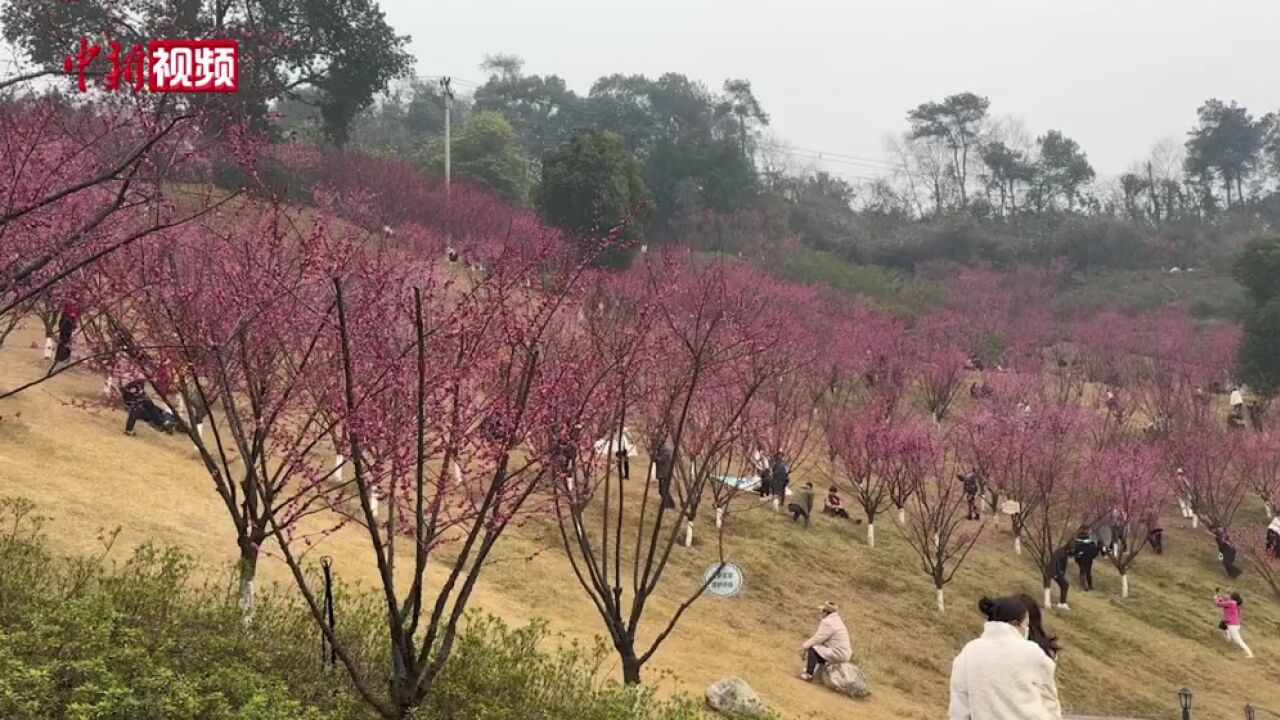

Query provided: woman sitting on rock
[798,601,851,681]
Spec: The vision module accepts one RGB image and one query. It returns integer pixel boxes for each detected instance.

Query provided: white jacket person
[950,621,1062,720]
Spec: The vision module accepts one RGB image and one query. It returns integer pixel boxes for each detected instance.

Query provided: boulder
[705,676,765,717]
[817,662,871,699]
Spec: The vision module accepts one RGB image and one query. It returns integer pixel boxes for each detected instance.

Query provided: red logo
[63,36,238,94]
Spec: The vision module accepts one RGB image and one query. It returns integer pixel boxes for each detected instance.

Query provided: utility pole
[441,77,454,198]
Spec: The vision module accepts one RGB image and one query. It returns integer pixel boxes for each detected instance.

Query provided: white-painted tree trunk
[566,476,576,493]
[715,507,724,529]
[1266,502,1275,519]
[772,497,780,512]
[1014,537,1022,555]
[933,531,941,549]
[684,521,693,547]
[1191,515,1199,529]
[174,395,187,421]
[936,588,946,612]
[1043,587,1052,608]
[368,491,379,519]
[43,336,54,359]
[239,577,256,627]
[1121,573,1130,598]
[867,523,876,547]
[195,422,205,441]
[334,454,344,483]
[898,508,906,524]
[103,375,116,397]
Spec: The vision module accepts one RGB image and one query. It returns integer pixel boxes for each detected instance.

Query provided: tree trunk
[715,506,724,529]
[867,522,876,547]
[334,453,344,483]
[684,520,693,547]
[237,543,259,624]
[897,507,906,524]
[1013,536,1021,555]
[1121,572,1129,599]
[1042,585,1052,609]
[936,587,946,612]
[43,336,53,359]
[1191,515,1198,529]
[621,647,642,685]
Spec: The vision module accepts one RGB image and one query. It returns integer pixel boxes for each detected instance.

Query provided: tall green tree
[473,55,582,166]
[1,0,412,145]
[716,79,770,158]
[1185,99,1263,209]
[980,141,1034,216]
[1234,236,1280,397]
[537,130,651,267]
[419,111,530,203]
[1033,130,1095,211]
[908,92,991,207]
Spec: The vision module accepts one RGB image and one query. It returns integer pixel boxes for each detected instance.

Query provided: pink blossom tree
[551,254,807,685]
[1089,443,1166,597]
[896,425,987,611]
[1238,431,1280,516]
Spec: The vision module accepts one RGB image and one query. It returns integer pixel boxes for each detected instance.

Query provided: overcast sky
[382,0,1280,181]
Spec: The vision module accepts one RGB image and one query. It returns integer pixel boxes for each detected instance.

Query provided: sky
[380,0,1280,182]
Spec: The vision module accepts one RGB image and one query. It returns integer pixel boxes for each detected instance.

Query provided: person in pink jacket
[798,602,852,681]
[1215,590,1253,658]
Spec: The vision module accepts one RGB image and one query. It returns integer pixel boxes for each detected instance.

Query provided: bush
[0,498,703,720]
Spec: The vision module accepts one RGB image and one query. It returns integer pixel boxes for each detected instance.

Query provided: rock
[705,676,765,717]
[818,662,871,699]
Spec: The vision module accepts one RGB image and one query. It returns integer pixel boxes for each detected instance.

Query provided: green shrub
[0,498,704,720]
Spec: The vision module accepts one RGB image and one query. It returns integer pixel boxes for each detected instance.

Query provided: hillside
[3,319,1280,720]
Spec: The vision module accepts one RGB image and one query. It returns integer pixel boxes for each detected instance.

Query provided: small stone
[705,676,765,717]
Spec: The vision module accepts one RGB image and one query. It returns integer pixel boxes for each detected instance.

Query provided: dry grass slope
[3,320,1280,720]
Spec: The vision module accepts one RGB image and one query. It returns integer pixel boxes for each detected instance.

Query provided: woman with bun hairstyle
[949,595,1063,720]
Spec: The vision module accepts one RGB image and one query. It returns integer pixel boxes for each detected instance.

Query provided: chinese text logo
[64,37,239,94]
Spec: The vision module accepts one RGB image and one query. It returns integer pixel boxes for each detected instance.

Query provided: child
[822,486,850,519]
[1214,590,1254,658]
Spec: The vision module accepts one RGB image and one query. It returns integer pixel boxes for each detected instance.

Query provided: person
[1049,542,1072,610]
[822,486,850,519]
[789,482,815,527]
[48,300,79,374]
[121,379,176,436]
[771,451,791,501]
[752,448,772,498]
[1214,590,1253,658]
[1267,515,1280,560]
[651,435,676,509]
[1072,530,1100,592]
[949,595,1063,720]
[1215,528,1242,579]
[1016,594,1061,660]
[1148,520,1164,555]
[959,473,981,521]
[798,601,851,681]
[1174,468,1195,522]
[1229,386,1246,429]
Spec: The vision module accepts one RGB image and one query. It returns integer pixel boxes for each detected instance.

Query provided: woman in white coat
[949,595,1062,720]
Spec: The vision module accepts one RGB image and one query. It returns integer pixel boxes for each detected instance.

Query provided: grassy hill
[3,319,1280,720]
